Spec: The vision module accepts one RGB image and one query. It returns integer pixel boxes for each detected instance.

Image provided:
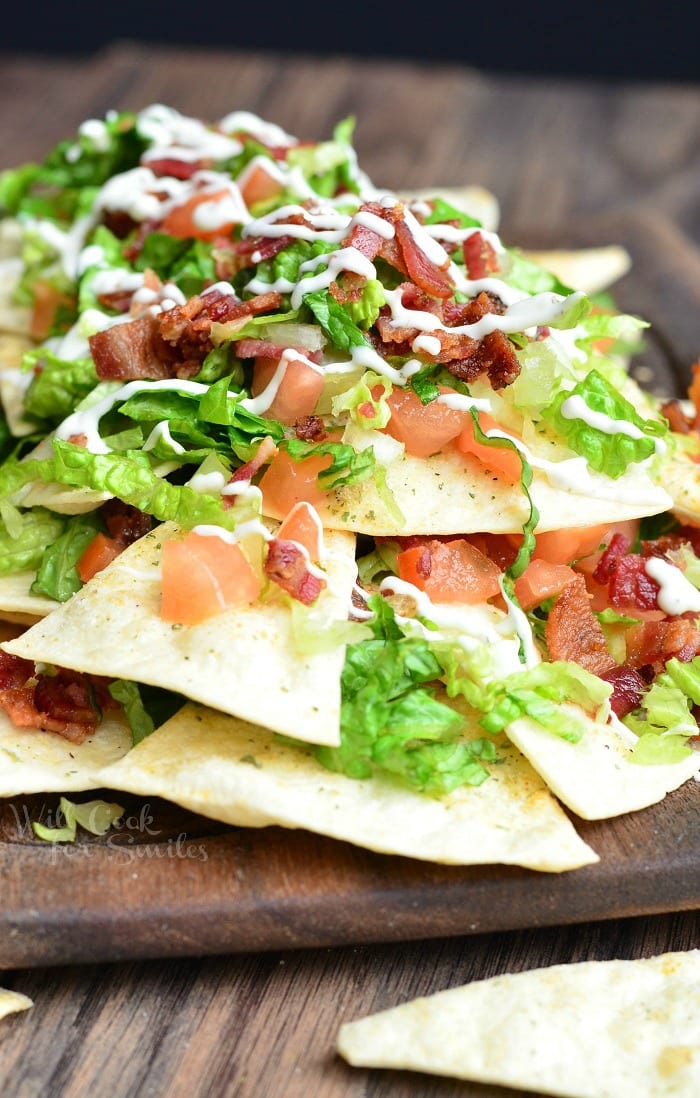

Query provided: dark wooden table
[0,43,699,1097]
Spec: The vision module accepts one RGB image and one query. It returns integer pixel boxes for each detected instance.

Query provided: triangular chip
[0,989,33,1021]
[337,950,700,1098]
[399,185,500,231]
[97,701,598,871]
[505,705,700,820]
[3,522,358,747]
[0,709,132,796]
[0,571,58,625]
[520,245,632,294]
[314,447,672,536]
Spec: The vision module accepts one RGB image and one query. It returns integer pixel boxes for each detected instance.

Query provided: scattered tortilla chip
[521,245,632,294]
[506,706,700,820]
[0,708,133,797]
[0,332,35,437]
[3,522,358,748]
[0,570,59,625]
[98,700,597,871]
[0,989,33,1021]
[337,950,700,1098]
[314,447,672,536]
[400,185,500,231]
[661,452,700,526]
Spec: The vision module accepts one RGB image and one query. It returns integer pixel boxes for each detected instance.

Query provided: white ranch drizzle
[382,286,585,339]
[138,104,243,164]
[290,247,377,309]
[24,214,94,281]
[239,348,323,416]
[497,576,539,668]
[423,222,505,253]
[55,378,213,453]
[436,392,492,413]
[142,421,185,455]
[217,110,297,148]
[559,394,667,455]
[411,334,441,356]
[484,426,673,507]
[188,470,227,494]
[644,558,700,616]
[378,576,523,678]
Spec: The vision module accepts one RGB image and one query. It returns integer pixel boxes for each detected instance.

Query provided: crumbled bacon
[660,399,693,435]
[394,219,453,299]
[0,654,116,745]
[234,338,322,365]
[599,665,647,718]
[145,157,203,179]
[625,620,700,671]
[100,500,152,548]
[545,573,616,676]
[222,436,278,508]
[463,232,500,280]
[294,415,327,442]
[264,539,326,605]
[89,289,283,381]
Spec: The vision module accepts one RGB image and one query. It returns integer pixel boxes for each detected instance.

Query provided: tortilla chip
[505,706,700,820]
[521,245,632,294]
[400,186,500,232]
[0,708,133,797]
[661,452,700,525]
[0,570,59,625]
[3,522,358,748]
[314,447,672,536]
[0,989,33,1021]
[98,701,597,871]
[337,950,700,1098]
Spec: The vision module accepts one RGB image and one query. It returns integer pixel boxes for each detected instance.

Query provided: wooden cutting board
[0,775,697,969]
[1,205,699,971]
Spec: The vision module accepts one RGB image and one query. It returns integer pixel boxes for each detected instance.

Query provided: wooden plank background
[0,43,699,1097]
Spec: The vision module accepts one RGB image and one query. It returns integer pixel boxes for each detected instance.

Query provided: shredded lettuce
[624,656,700,764]
[0,507,66,575]
[303,289,375,355]
[22,350,98,424]
[544,369,668,477]
[133,233,216,296]
[32,796,125,843]
[331,370,392,429]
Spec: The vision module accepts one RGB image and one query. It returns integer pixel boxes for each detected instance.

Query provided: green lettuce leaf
[543,368,668,478]
[33,796,125,843]
[134,233,216,296]
[22,350,98,424]
[30,511,102,601]
[0,507,66,575]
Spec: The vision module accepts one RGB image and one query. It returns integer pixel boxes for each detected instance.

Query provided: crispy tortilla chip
[521,245,632,294]
[0,571,58,625]
[0,989,33,1021]
[400,186,500,232]
[662,451,700,525]
[0,259,31,337]
[313,447,672,536]
[505,706,700,820]
[0,332,35,437]
[337,950,700,1098]
[3,523,358,748]
[0,709,132,797]
[0,616,132,794]
[98,701,597,871]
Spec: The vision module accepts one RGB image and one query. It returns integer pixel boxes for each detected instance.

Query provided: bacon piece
[463,231,500,279]
[100,500,152,548]
[599,665,647,718]
[660,399,693,435]
[145,157,202,179]
[234,338,322,365]
[0,656,110,745]
[395,219,453,299]
[222,436,278,509]
[593,533,632,583]
[625,620,700,670]
[592,535,661,612]
[91,290,283,382]
[294,415,327,442]
[97,290,134,314]
[89,313,171,381]
[0,652,34,690]
[264,538,326,605]
[443,330,522,390]
[545,573,616,676]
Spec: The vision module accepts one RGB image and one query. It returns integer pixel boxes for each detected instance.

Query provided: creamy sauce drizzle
[644,558,700,615]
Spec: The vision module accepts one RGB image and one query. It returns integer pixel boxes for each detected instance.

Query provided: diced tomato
[382,387,465,458]
[251,354,325,425]
[160,189,235,240]
[258,450,334,519]
[465,532,523,571]
[533,524,611,566]
[77,533,121,584]
[397,538,502,604]
[160,531,262,625]
[30,281,73,340]
[454,412,522,484]
[277,501,323,561]
[240,163,283,208]
[513,559,577,611]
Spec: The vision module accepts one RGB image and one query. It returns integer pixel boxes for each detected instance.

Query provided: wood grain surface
[0,43,699,1097]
